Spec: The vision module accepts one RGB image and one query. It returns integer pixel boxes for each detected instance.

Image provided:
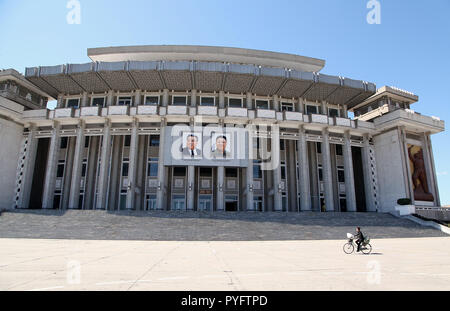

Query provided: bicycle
[343,233,372,254]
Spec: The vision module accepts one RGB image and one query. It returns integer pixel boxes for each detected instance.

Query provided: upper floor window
[328,108,339,118]
[281,102,294,112]
[149,135,160,147]
[172,96,187,106]
[256,100,269,110]
[228,98,243,108]
[92,97,105,107]
[306,105,319,115]
[200,96,215,106]
[117,97,132,106]
[67,98,80,108]
[145,96,159,106]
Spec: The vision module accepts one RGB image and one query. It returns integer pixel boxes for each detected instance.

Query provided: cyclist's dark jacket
[355,231,364,241]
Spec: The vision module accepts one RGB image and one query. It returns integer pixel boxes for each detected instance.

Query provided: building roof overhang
[0,69,54,100]
[350,86,419,112]
[24,60,376,108]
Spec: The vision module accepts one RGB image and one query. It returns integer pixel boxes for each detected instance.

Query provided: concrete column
[108,135,122,210]
[273,95,279,111]
[343,131,357,212]
[217,166,225,211]
[81,92,89,107]
[126,118,139,209]
[57,95,64,108]
[219,91,225,109]
[62,136,76,209]
[135,135,146,210]
[246,92,252,109]
[68,121,86,209]
[17,126,38,209]
[297,98,304,113]
[42,122,61,209]
[156,119,167,210]
[361,134,376,212]
[191,89,197,106]
[271,127,283,211]
[298,126,311,211]
[343,105,348,118]
[321,128,334,211]
[287,140,298,211]
[106,90,114,107]
[321,100,327,115]
[96,120,112,209]
[134,90,141,106]
[400,127,415,204]
[162,89,169,107]
[84,136,100,209]
[187,165,195,210]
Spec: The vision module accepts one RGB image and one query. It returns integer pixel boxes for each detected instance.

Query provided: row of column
[20,122,375,212]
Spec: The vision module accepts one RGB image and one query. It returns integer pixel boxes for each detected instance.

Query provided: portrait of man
[181,133,202,159]
[211,134,231,159]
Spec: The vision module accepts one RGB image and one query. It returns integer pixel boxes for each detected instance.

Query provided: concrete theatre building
[0,45,445,214]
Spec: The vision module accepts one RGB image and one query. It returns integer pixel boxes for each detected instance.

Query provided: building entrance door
[225,195,238,211]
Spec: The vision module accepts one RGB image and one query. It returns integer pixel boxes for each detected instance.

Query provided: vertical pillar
[135,135,146,210]
[156,119,167,210]
[81,92,89,107]
[162,89,169,107]
[361,134,376,212]
[57,95,64,108]
[106,90,114,107]
[134,90,141,106]
[399,127,415,204]
[42,121,61,209]
[62,136,76,209]
[343,131,357,212]
[343,105,348,118]
[126,118,139,209]
[17,125,38,209]
[96,120,112,209]
[298,126,311,211]
[68,121,86,209]
[217,166,225,211]
[187,165,195,210]
[219,91,225,109]
[321,128,334,211]
[245,129,254,211]
[321,100,327,115]
[108,135,122,210]
[191,89,197,106]
[84,136,100,209]
[271,126,283,211]
[246,92,252,109]
[297,98,304,113]
[273,95,279,111]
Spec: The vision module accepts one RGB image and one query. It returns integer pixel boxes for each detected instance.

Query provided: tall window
[145,96,159,106]
[117,97,132,106]
[172,96,187,106]
[92,97,105,107]
[328,108,339,118]
[256,100,269,109]
[281,102,294,111]
[147,158,158,177]
[67,98,80,108]
[306,105,318,115]
[200,96,215,106]
[228,98,243,108]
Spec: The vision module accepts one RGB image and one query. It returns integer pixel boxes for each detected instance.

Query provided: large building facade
[0,46,445,213]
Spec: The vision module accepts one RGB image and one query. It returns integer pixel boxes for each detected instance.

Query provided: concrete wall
[373,129,408,213]
[0,117,23,210]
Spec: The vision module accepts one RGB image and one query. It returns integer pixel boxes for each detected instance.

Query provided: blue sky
[0,0,449,205]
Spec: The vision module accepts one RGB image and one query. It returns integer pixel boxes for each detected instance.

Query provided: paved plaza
[0,237,449,291]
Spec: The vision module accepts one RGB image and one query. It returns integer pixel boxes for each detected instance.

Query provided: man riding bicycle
[354,227,365,252]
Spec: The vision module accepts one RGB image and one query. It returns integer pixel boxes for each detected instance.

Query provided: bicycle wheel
[361,243,372,254]
[343,242,354,254]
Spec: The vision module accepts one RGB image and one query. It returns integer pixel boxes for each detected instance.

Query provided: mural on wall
[408,144,434,202]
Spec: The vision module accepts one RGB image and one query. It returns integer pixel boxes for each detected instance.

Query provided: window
[225,168,238,178]
[336,144,343,156]
[149,135,160,147]
[338,169,345,183]
[329,108,339,118]
[60,137,68,149]
[253,160,262,179]
[172,96,187,106]
[173,166,186,176]
[67,98,80,108]
[117,97,132,106]
[199,167,212,177]
[122,163,129,177]
[316,142,322,154]
[306,105,318,115]
[145,96,159,106]
[281,102,294,111]
[200,97,215,106]
[253,196,263,212]
[84,136,90,148]
[146,195,157,210]
[81,162,87,177]
[228,98,243,108]
[124,135,131,147]
[147,159,158,177]
[256,100,269,109]
[92,97,105,107]
[56,164,65,178]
